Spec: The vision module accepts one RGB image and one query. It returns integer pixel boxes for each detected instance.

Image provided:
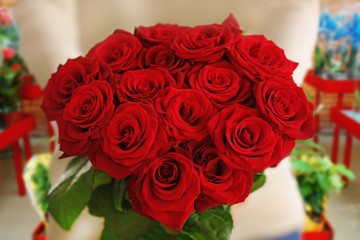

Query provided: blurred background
[0,0,359,239]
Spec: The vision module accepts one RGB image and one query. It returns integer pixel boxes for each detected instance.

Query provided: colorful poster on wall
[315,1,360,80]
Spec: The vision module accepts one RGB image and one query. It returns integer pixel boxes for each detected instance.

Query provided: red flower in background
[2,47,15,61]
[0,6,13,26]
[11,63,21,71]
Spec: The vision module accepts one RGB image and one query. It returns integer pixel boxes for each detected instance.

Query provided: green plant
[290,139,355,222]
[355,87,360,112]
[31,161,51,213]
[0,54,25,112]
[0,51,28,112]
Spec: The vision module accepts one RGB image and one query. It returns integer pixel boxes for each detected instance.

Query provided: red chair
[0,75,54,196]
[0,114,36,196]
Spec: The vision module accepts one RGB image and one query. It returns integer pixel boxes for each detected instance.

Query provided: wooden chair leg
[11,141,26,196]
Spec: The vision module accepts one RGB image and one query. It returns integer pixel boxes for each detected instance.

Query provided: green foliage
[0,23,20,50]
[303,89,314,103]
[0,53,27,112]
[290,140,355,217]
[113,179,127,212]
[251,172,266,193]
[355,88,360,111]
[139,205,234,240]
[47,156,111,230]
[295,139,326,152]
[139,227,192,240]
[0,63,22,112]
[180,205,233,240]
[88,184,159,240]
[87,182,234,240]
[31,162,51,213]
[0,19,27,112]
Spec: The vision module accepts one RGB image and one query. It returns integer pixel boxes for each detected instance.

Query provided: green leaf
[0,82,20,96]
[94,169,112,189]
[0,46,3,63]
[291,148,321,156]
[113,179,127,212]
[313,156,332,169]
[251,172,266,193]
[2,65,18,82]
[299,184,312,198]
[88,184,159,240]
[65,156,86,170]
[296,139,326,152]
[334,164,356,180]
[291,159,314,172]
[139,227,191,240]
[181,205,233,240]
[355,89,360,107]
[303,89,314,102]
[315,172,332,193]
[329,174,343,193]
[47,156,108,230]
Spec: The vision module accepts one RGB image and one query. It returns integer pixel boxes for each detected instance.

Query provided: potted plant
[0,4,28,128]
[0,48,26,127]
[290,139,355,238]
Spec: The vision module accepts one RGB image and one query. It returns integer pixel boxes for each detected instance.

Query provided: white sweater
[14,1,319,239]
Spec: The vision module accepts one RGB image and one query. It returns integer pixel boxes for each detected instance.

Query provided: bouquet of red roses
[42,14,314,240]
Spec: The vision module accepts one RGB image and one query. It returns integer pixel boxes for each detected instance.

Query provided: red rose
[228,35,298,81]
[0,7,13,26]
[143,44,191,75]
[87,30,142,73]
[254,78,315,139]
[128,152,200,231]
[187,61,254,108]
[135,24,190,47]
[94,102,168,179]
[2,47,15,61]
[116,68,176,103]
[171,24,234,62]
[57,81,114,156]
[181,139,253,213]
[41,57,115,120]
[157,88,217,141]
[207,104,287,172]
[11,63,21,71]
[222,13,243,40]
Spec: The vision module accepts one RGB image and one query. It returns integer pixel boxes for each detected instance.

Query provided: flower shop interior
[0,0,360,240]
